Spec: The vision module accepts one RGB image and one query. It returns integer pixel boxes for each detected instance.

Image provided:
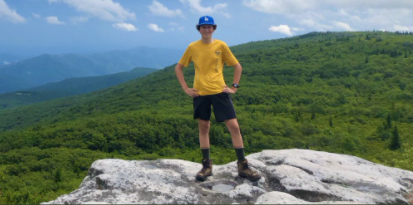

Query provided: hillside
[0,46,183,94]
[0,31,413,204]
[0,67,157,110]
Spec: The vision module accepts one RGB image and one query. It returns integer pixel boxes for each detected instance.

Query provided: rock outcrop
[43,149,413,204]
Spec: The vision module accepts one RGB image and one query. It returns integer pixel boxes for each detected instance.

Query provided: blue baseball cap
[197,15,215,26]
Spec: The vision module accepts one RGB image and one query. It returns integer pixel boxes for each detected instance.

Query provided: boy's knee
[198,120,210,131]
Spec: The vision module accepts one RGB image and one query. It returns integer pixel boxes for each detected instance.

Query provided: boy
[175,16,261,182]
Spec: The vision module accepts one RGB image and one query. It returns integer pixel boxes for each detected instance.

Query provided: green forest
[0,31,413,204]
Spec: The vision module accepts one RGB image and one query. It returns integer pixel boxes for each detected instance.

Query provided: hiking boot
[237,159,261,181]
[196,158,213,181]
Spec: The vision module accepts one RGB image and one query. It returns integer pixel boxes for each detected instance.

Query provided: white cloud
[169,22,185,31]
[0,0,26,23]
[243,0,317,15]
[334,21,352,31]
[112,23,137,31]
[49,0,135,22]
[46,16,66,25]
[328,0,413,10]
[70,16,88,24]
[149,0,184,18]
[148,23,164,32]
[269,25,294,36]
[4,61,9,65]
[180,0,228,17]
[32,13,41,18]
[292,27,305,31]
[394,25,413,31]
[244,0,413,32]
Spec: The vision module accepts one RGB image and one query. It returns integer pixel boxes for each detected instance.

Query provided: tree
[329,117,333,127]
[386,114,392,129]
[389,126,401,150]
[54,168,63,182]
[311,112,316,120]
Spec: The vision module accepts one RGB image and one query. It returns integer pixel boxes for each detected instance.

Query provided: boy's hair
[196,25,217,31]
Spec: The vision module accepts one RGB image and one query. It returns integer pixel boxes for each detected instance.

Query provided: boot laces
[199,167,209,174]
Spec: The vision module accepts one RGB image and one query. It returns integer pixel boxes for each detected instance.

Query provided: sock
[235,148,245,161]
[201,148,210,160]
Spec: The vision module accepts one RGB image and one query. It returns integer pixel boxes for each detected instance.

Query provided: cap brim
[197,23,215,26]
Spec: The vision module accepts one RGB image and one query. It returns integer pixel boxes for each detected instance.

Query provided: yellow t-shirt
[178,39,239,96]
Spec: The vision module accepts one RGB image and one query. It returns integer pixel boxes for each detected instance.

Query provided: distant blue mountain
[0,46,183,94]
[0,67,157,110]
[0,53,21,65]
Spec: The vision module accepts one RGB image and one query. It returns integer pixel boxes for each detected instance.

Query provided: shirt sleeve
[222,42,239,66]
[178,45,192,67]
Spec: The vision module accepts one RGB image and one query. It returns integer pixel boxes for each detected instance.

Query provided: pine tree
[295,109,302,122]
[329,117,333,127]
[389,125,401,150]
[386,114,392,129]
[54,168,63,182]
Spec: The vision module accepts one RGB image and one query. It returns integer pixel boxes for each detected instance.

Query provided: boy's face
[199,25,215,38]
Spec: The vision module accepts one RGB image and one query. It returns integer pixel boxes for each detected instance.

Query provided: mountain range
[0,46,183,94]
[0,53,21,65]
[0,67,157,110]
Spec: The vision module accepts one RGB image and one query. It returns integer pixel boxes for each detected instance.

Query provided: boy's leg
[225,118,261,182]
[225,118,245,160]
[196,119,213,181]
[225,118,243,148]
[198,119,211,149]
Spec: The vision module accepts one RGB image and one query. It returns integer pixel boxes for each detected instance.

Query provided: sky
[1,0,413,57]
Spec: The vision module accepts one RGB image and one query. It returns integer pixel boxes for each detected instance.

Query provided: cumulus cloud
[269,25,294,36]
[48,0,135,22]
[0,0,26,23]
[169,22,185,31]
[244,0,413,32]
[334,21,353,31]
[328,0,413,10]
[112,23,137,31]
[180,0,229,17]
[46,16,66,25]
[394,25,413,31]
[148,23,164,32]
[32,13,41,18]
[149,0,184,18]
[243,0,317,15]
[70,16,88,24]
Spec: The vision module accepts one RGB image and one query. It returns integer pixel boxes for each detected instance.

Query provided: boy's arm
[233,63,242,86]
[175,63,199,97]
[223,63,242,94]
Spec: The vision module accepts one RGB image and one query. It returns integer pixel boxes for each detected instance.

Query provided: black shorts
[193,92,237,122]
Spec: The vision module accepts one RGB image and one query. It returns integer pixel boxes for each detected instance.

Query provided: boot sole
[239,174,261,182]
[196,173,212,181]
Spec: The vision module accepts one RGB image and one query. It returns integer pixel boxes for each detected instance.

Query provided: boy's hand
[223,85,236,94]
[185,88,199,97]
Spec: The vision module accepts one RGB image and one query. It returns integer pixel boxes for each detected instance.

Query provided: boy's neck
[201,37,214,44]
